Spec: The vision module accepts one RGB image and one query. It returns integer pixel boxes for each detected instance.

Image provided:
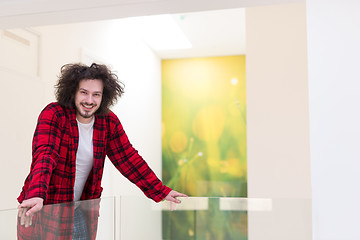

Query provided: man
[17,63,187,238]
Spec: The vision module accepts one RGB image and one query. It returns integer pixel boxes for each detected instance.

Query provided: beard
[77,110,94,119]
[76,102,98,119]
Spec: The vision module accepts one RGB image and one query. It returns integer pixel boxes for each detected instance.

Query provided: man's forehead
[78,79,104,91]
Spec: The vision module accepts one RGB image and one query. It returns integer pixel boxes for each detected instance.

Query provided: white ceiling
[157,8,246,59]
[116,8,246,59]
[0,0,304,59]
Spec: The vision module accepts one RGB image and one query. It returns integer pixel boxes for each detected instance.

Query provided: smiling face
[75,79,103,123]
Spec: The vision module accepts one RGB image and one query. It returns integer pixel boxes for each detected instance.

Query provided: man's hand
[18,197,44,227]
[164,190,188,204]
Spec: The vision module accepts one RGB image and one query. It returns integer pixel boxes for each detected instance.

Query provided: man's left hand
[164,190,188,203]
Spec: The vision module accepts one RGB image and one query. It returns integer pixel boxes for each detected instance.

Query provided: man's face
[75,79,103,124]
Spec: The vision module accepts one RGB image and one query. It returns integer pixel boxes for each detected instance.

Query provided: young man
[17,63,186,237]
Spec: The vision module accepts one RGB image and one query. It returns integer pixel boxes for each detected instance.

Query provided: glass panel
[0,197,115,240]
[1,197,312,240]
[120,197,312,240]
[0,206,17,239]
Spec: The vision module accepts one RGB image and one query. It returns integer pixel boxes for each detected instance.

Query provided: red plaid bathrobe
[17,102,171,239]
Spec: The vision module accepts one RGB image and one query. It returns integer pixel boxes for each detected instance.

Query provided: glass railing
[1,197,312,240]
[0,196,115,240]
[119,197,312,240]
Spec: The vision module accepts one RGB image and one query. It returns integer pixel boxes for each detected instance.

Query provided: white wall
[246,2,311,200]
[306,1,360,239]
[0,29,45,211]
[0,20,162,240]
[246,3,312,240]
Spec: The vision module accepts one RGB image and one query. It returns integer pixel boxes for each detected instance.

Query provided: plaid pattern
[18,102,171,205]
[17,199,100,240]
[72,207,90,240]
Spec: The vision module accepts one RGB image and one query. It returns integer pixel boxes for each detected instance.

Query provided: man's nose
[85,94,94,103]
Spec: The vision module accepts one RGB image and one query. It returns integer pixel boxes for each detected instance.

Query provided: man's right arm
[19,104,63,203]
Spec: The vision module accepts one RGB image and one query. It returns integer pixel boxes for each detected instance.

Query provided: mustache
[81,103,96,107]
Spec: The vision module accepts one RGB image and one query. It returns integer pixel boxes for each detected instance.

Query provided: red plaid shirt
[18,102,171,205]
[17,199,101,240]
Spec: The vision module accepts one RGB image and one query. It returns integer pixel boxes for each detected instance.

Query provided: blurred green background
[162,55,247,239]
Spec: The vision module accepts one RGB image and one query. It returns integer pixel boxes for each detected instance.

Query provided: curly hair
[55,63,124,115]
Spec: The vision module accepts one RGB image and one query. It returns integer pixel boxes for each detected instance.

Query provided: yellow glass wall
[162,55,247,239]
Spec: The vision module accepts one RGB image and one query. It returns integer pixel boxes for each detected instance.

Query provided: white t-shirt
[73,117,94,201]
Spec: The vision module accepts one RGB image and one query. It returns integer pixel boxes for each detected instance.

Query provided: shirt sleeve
[106,113,171,202]
[23,105,62,201]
